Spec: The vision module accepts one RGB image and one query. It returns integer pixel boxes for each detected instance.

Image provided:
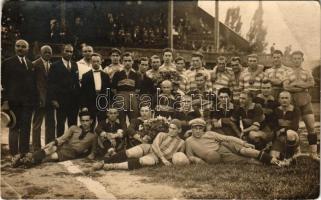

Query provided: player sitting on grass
[185,118,281,166]
[269,91,301,166]
[207,87,239,136]
[230,91,273,150]
[95,108,125,158]
[18,110,97,167]
[89,119,186,171]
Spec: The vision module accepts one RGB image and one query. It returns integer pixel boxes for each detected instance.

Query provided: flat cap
[189,118,206,127]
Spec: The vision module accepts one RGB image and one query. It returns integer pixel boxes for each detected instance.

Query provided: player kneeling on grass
[185,118,281,166]
[18,110,97,167]
[90,119,186,171]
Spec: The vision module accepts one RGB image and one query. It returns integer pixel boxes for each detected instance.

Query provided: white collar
[41,57,50,64]
[18,56,26,62]
[92,67,102,72]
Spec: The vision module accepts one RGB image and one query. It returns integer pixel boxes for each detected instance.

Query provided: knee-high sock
[32,150,46,164]
[104,150,128,163]
[257,151,273,164]
[307,134,317,145]
[127,158,142,170]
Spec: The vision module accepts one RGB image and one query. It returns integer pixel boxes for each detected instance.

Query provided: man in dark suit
[31,45,56,151]
[1,39,38,165]
[137,57,157,110]
[48,44,80,137]
[81,53,111,125]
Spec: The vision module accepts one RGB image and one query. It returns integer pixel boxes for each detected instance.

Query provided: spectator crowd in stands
[2,3,241,54]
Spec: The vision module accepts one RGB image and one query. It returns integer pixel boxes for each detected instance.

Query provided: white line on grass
[1,178,22,199]
[59,161,117,200]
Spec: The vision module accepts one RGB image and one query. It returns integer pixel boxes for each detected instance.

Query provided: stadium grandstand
[1,1,253,63]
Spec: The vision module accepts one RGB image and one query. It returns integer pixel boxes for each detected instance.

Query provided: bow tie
[93,70,100,73]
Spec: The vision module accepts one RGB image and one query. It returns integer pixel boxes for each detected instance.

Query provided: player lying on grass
[88,119,186,171]
[185,118,281,166]
[15,110,97,168]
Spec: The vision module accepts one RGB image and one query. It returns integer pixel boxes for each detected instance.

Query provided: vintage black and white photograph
[1,0,320,199]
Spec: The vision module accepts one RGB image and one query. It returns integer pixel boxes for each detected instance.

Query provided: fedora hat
[1,110,16,128]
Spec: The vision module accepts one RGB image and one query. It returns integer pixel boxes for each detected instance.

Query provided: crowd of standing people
[1,39,319,170]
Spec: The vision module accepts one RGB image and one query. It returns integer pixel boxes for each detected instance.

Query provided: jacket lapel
[89,71,96,91]
[37,59,48,76]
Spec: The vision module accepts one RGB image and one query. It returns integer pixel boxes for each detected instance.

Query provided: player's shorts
[292,92,313,115]
[297,102,313,115]
[126,143,151,158]
[126,144,159,166]
[217,142,254,164]
[57,145,77,161]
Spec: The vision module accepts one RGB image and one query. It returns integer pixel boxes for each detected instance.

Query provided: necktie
[21,57,27,70]
[67,62,71,71]
[45,61,49,74]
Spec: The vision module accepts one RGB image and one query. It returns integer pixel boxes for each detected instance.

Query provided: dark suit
[32,58,55,150]
[138,72,157,109]
[80,70,111,124]
[48,58,80,137]
[1,55,38,155]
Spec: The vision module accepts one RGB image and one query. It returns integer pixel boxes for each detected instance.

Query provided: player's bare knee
[249,131,261,141]
[286,130,299,143]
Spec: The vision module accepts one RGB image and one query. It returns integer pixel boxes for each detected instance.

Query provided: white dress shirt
[62,58,71,70]
[93,69,102,92]
[77,58,92,81]
[41,57,50,73]
[18,56,27,69]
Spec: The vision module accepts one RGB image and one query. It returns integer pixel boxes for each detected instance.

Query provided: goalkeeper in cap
[185,118,282,166]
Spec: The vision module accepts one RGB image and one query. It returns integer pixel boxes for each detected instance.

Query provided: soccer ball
[172,152,190,165]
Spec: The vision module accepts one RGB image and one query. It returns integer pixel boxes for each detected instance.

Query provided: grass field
[1,118,320,199]
[133,157,319,199]
[133,125,320,199]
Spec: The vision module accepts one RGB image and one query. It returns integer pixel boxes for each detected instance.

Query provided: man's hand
[1,101,10,111]
[44,141,55,149]
[243,142,255,149]
[116,130,124,138]
[162,158,172,166]
[51,100,59,109]
[87,153,95,160]
[142,135,151,143]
